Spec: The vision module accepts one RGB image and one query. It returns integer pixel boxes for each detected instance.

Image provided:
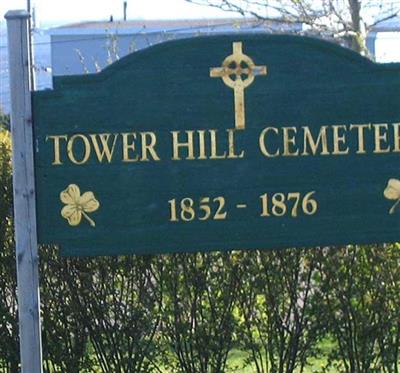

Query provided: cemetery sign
[32,34,400,256]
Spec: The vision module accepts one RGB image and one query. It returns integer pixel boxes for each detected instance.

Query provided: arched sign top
[32,34,400,256]
[46,34,394,91]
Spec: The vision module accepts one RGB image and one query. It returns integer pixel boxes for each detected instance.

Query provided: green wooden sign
[33,34,400,256]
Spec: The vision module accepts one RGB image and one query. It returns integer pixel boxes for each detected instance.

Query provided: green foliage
[160,252,242,373]
[236,249,323,373]
[0,129,12,250]
[315,245,400,373]
[65,255,162,373]
[0,121,20,373]
[375,244,400,372]
[40,247,94,372]
[0,111,10,131]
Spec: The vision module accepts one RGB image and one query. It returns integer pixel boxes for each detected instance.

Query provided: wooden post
[5,10,43,373]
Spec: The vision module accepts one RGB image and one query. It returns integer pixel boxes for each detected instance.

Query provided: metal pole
[4,10,43,373]
[26,0,36,89]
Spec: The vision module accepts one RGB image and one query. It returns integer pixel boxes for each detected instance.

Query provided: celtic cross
[210,42,267,130]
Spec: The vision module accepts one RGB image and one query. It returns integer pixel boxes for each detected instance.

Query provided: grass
[38,338,379,372]
[223,338,340,373]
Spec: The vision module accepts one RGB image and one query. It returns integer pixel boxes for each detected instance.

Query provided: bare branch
[184,0,400,52]
[370,10,400,28]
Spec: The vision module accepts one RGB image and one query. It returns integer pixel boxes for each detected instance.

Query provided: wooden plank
[32,35,400,256]
[5,9,43,372]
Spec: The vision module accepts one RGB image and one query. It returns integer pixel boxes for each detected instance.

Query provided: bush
[316,245,400,372]
[0,120,20,372]
[236,249,323,373]
[160,252,242,373]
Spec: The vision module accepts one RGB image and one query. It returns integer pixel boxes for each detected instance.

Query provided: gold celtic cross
[210,42,267,130]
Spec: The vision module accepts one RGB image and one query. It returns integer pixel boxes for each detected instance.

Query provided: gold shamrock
[384,179,400,214]
[60,184,100,227]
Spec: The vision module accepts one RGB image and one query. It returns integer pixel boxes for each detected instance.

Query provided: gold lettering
[259,127,280,157]
[197,130,207,160]
[171,131,195,160]
[393,123,400,152]
[90,133,119,163]
[373,123,390,153]
[349,124,371,154]
[283,127,299,156]
[122,132,139,162]
[227,129,244,159]
[46,135,67,165]
[67,134,91,165]
[140,132,160,161]
[332,125,349,155]
[210,130,227,159]
[301,126,329,156]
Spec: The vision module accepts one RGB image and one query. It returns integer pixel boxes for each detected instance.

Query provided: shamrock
[60,184,100,227]
[384,178,400,214]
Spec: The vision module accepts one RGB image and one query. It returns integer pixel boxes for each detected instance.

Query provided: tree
[66,255,163,373]
[160,252,243,372]
[40,248,94,373]
[315,244,400,372]
[183,0,400,53]
[0,109,10,131]
[0,115,19,372]
[236,249,323,373]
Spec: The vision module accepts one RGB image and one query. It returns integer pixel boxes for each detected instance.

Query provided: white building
[367,16,400,63]
[48,18,304,76]
[48,17,400,78]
